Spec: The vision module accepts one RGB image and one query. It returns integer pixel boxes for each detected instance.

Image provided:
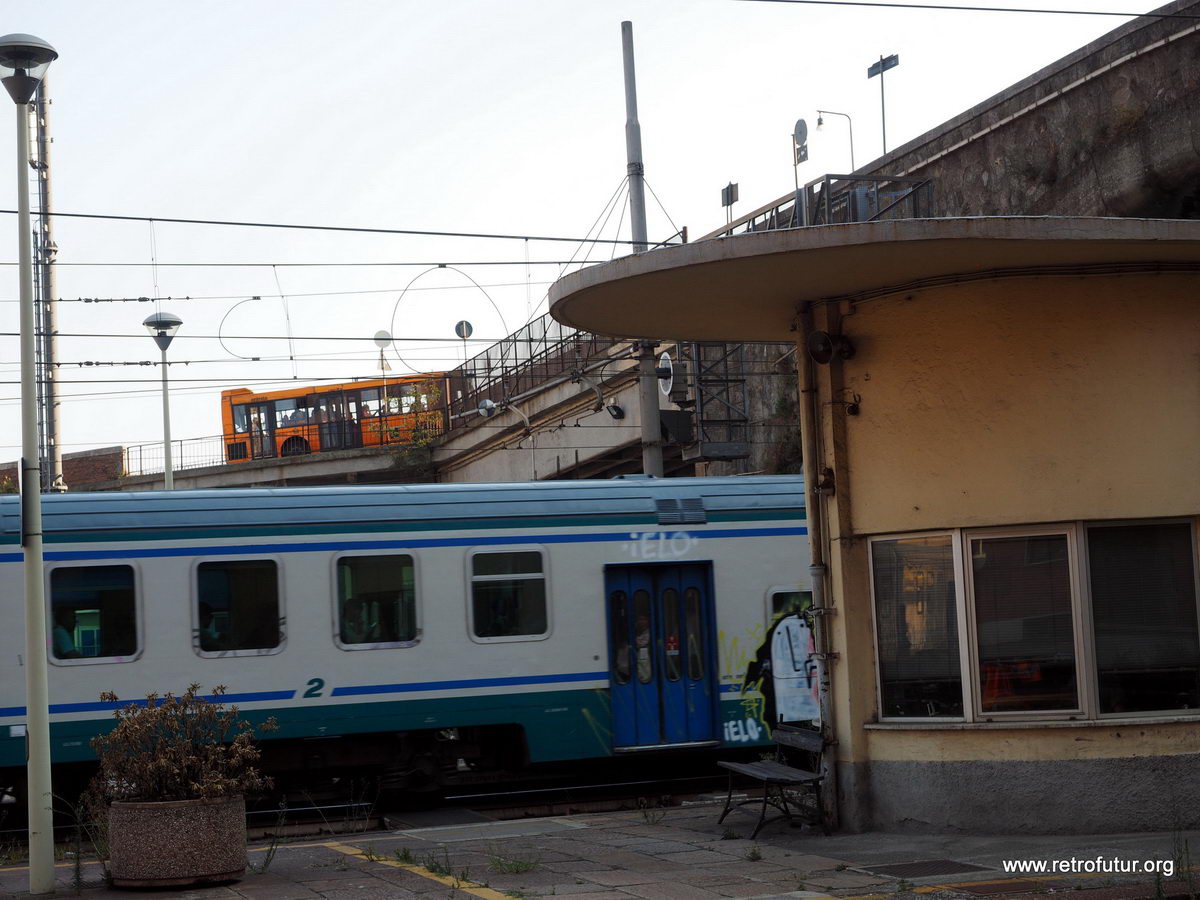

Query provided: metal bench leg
[750,784,771,838]
[717,771,736,825]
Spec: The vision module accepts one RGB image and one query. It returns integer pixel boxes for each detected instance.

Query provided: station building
[549,215,1200,833]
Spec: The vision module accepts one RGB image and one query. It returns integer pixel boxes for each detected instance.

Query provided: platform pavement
[1,799,1197,900]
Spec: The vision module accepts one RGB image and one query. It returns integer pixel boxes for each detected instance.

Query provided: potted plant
[89,684,276,888]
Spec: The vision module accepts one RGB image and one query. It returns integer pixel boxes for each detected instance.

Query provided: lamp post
[816,110,856,172]
[0,31,58,896]
[144,312,182,489]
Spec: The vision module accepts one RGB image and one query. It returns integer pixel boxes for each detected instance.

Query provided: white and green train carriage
[0,475,809,806]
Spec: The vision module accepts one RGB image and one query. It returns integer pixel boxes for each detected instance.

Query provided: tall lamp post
[144,312,182,489]
[816,110,856,172]
[0,31,58,896]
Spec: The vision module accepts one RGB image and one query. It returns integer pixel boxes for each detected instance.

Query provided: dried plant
[89,684,277,803]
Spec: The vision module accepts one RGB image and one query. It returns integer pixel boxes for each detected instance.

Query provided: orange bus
[220,374,449,463]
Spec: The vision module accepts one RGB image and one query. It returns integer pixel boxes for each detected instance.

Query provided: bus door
[247,402,275,459]
[605,563,719,750]
[315,392,357,450]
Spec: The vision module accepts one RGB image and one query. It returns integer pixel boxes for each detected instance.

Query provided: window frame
[331,549,422,651]
[192,555,286,658]
[45,560,144,666]
[1081,516,1200,720]
[962,523,1087,723]
[870,518,1200,725]
[465,545,551,644]
[868,530,971,724]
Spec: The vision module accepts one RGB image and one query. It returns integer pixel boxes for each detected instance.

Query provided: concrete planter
[107,795,246,888]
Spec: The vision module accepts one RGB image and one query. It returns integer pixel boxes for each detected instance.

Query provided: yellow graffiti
[718,624,771,738]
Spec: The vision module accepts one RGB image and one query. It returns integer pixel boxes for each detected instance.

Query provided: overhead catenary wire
[728,0,1200,19]
[0,208,664,246]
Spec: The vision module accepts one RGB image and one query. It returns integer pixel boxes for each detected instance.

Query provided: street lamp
[144,312,182,489]
[816,110,856,173]
[0,31,58,896]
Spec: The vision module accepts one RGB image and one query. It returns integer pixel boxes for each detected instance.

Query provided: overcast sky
[0,0,1159,468]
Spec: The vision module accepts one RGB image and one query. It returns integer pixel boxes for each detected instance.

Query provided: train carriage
[0,475,808,807]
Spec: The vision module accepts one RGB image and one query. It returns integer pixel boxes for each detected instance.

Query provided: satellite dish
[657,352,673,396]
[793,118,808,146]
[478,398,497,418]
[454,320,474,340]
[807,331,856,364]
[373,330,391,349]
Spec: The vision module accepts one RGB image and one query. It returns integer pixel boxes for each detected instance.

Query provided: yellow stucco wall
[839,271,1200,535]
[865,720,1200,761]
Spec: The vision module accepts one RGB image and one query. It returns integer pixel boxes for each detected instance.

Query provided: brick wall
[0,446,125,491]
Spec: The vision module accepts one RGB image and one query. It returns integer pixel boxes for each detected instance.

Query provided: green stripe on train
[0,693,770,769]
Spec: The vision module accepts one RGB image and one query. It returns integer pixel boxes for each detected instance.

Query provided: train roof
[0,475,805,542]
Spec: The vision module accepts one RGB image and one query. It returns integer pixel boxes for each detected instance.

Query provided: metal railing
[446,312,620,421]
[124,435,228,478]
[705,173,935,238]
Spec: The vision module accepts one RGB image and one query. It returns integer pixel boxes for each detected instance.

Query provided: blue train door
[605,563,719,750]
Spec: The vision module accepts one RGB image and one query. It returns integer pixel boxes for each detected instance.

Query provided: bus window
[274,398,299,428]
[232,405,248,434]
[360,388,381,417]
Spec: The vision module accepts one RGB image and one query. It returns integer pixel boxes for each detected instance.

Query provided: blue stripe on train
[330,671,609,697]
[0,526,807,563]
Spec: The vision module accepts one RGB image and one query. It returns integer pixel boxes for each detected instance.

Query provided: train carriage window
[610,591,631,684]
[685,587,704,681]
[633,589,653,683]
[770,590,813,620]
[662,589,681,681]
[336,554,417,648]
[470,550,548,640]
[49,565,138,663]
[196,560,281,654]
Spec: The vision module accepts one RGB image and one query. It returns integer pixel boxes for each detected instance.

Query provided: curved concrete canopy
[549,217,1200,342]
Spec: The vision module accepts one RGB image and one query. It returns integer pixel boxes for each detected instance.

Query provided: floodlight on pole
[0,30,58,897]
[144,312,182,490]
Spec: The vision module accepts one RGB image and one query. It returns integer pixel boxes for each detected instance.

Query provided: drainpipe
[796,301,839,830]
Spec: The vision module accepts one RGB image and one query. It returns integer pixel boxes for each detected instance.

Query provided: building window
[336,554,417,648]
[470,550,548,639]
[871,519,1200,723]
[971,532,1078,713]
[49,565,138,663]
[196,559,281,654]
[871,535,963,718]
[1088,523,1200,714]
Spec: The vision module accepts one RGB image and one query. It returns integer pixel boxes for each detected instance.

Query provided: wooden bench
[717,723,827,838]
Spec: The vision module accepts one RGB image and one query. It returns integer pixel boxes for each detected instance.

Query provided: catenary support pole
[621,21,664,477]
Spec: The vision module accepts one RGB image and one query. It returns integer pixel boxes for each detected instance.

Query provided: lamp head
[143,311,183,352]
[0,34,57,105]
[817,115,825,128]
